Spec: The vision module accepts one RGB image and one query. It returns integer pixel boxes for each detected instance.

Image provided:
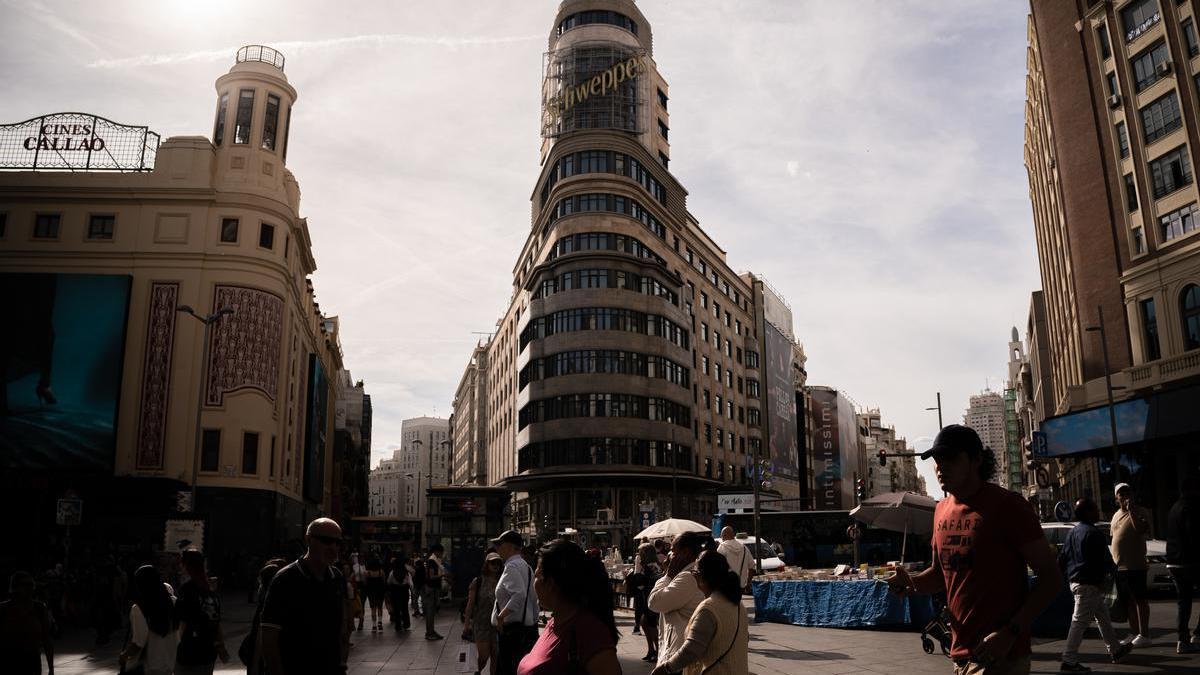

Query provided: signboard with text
[1,112,160,172]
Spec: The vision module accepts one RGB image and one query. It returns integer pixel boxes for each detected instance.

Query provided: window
[557,10,637,36]
[1161,202,1198,241]
[259,222,275,249]
[1098,23,1113,59]
[1149,145,1193,198]
[201,429,221,471]
[747,408,761,427]
[220,218,239,243]
[701,323,708,341]
[1125,173,1140,212]
[715,394,722,414]
[1117,122,1130,158]
[262,93,280,151]
[1140,91,1182,143]
[1131,40,1170,92]
[1121,0,1161,43]
[282,105,292,162]
[658,119,669,140]
[269,436,276,478]
[1133,226,1145,254]
[1183,285,1200,350]
[658,151,669,169]
[242,432,259,474]
[701,292,708,308]
[703,389,710,408]
[1140,298,1162,360]
[234,88,255,144]
[701,356,709,375]
[33,213,59,239]
[714,363,721,381]
[657,88,668,109]
[1107,72,1120,97]
[1185,18,1200,57]
[214,92,229,146]
[745,350,759,369]
[88,214,115,240]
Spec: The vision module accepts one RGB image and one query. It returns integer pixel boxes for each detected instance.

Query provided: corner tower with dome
[460,0,807,549]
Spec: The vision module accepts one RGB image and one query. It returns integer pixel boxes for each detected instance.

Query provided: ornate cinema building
[460,0,807,548]
[0,46,364,561]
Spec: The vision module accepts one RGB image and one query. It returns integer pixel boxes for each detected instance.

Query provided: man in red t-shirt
[888,425,1061,674]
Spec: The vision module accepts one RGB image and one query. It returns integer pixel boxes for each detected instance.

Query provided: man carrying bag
[490,530,538,675]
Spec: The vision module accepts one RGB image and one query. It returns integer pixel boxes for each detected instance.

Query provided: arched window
[1183,284,1200,351]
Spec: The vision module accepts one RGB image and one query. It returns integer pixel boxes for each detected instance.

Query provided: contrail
[87,32,542,69]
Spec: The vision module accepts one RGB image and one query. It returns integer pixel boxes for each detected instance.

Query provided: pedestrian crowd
[2,426,1197,675]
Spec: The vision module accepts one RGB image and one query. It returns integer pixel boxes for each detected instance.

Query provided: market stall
[752,576,936,628]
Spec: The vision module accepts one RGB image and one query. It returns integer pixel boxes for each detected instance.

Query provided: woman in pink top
[517,540,622,675]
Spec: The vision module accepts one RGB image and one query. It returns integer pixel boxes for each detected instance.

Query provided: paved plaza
[48,595,1200,674]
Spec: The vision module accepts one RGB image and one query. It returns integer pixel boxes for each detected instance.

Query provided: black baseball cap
[920,424,983,460]
[490,530,524,547]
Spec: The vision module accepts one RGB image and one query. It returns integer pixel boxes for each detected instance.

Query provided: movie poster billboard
[1,273,130,471]
[303,353,329,504]
[763,323,798,480]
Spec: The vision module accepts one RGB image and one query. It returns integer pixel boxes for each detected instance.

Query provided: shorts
[1117,569,1148,601]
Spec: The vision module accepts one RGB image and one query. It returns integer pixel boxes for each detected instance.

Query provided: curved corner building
[473,0,798,548]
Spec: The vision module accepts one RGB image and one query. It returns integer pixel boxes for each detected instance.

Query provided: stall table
[752,578,936,628]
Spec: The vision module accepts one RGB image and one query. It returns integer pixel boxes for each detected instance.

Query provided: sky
[0,0,1039,495]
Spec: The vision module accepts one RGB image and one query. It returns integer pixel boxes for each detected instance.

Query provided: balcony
[1128,350,1200,389]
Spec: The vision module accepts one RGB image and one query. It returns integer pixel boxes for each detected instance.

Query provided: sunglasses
[312,534,341,546]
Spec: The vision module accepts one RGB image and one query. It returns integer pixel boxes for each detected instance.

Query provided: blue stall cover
[752,579,934,628]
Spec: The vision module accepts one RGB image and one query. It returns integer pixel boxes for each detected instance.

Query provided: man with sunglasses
[260,518,348,675]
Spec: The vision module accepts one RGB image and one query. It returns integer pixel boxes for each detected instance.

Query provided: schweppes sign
[544,52,648,123]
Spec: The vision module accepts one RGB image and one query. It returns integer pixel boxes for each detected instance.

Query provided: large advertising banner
[303,353,329,504]
[809,388,842,510]
[1,273,131,471]
[763,323,799,480]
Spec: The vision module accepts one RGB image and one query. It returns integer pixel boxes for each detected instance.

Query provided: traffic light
[877,449,887,467]
[855,478,867,502]
[1024,440,1036,471]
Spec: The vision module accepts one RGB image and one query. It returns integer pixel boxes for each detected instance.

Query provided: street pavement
[52,595,1200,674]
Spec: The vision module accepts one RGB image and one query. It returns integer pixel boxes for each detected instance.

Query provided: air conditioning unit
[1108,94,1122,109]
[596,508,614,523]
[1156,60,1173,76]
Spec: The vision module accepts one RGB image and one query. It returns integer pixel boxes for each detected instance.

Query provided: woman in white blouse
[119,565,180,675]
[651,551,749,675]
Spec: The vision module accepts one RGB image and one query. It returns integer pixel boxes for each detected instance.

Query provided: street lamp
[412,438,423,538]
[1085,305,1122,486]
[925,392,943,430]
[177,304,234,513]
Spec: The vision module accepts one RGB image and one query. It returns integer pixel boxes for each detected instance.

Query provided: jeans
[422,587,441,635]
[1063,582,1118,663]
[1169,566,1198,643]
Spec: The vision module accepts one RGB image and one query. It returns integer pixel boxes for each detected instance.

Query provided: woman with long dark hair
[517,540,621,675]
[632,542,662,662]
[119,565,179,675]
[651,551,748,675]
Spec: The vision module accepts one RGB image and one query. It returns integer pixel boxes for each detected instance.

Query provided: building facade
[369,449,405,517]
[451,343,489,485]
[400,416,451,526]
[1026,0,1200,519]
[466,0,804,549]
[964,391,1007,458]
[0,46,356,562]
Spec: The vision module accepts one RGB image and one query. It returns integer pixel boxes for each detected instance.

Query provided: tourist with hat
[1111,482,1154,648]
[464,551,504,675]
[491,530,539,675]
[887,424,1061,674]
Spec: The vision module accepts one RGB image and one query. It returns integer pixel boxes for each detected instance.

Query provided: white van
[734,534,786,573]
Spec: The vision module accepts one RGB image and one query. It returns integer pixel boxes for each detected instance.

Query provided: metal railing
[236,45,285,71]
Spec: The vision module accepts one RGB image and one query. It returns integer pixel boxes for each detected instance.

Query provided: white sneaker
[1131,634,1152,648]
[1120,635,1135,646]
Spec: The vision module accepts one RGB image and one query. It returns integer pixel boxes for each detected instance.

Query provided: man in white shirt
[716,527,752,590]
[648,531,707,670]
[491,530,538,675]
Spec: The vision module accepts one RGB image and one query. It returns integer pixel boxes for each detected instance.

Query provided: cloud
[86,32,542,69]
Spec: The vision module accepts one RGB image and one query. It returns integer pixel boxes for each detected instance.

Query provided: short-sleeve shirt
[176,580,221,665]
[932,482,1045,661]
[1111,505,1152,571]
[130,603,180,672]
[260,560,345,675]
[516,610,615,675]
